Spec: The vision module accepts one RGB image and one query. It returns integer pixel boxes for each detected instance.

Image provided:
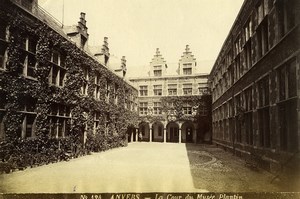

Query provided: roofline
[209,0,247,79]
[129,73,209,81]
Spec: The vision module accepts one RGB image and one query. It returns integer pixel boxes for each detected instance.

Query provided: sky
[39,0,244,77]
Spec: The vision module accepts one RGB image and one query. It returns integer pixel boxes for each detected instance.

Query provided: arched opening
[152,121,164,142]
[126,125,136,143]
[166,122,179,143]
[182,121,194,143]
[138,122,150,142]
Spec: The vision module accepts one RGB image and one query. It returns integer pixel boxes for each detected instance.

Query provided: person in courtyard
[139,132,143,142]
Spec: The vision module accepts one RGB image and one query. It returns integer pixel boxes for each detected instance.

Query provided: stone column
[149,124,153,142]
[178,122,182,144]
[164,125,167,143]
[179,129,182,143]
[130,130,134,143]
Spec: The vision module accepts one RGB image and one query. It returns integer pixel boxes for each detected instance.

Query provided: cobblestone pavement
[185,144,296,192]
[0,143,293,193]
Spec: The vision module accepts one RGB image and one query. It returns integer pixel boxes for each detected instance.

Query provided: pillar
[149,124,153,142]
[163,124,167,143]
[135,128,138,142]
[179,129,182,143]
[130,130,134,143]
[178,122,182,144]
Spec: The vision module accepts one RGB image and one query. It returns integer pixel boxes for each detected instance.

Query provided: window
[139,86,148,96]
[21,35,37,78]
[279,101,298,152]
[258,108,270,148]
[183,84,192,95]
[278,59,297,101]
[183,68,192,75]
[49,104,71,138]
[234,55,241,81]
[257,20,269,58]
[49,51,66,87]
[94,112,100,134]
[199,87,208,95]
[257,0,268,25]
[124,90,129,109]
[183,63,192,75]
[105,80,110,102]
[244,42,252,70]
[278,0,297,37]
[182,103,192,115]
[258,76,269,107]
[114,84,118,105]
[153,102,162,115]
[154,70,162,77]
[168,84,177,96]
[81,67,89,95]
[153,85,162,96]
[198,106,208,116]
[94,73,101,100]
[18,97,37,138]
[234,35,242,56]
[245,87,253,111]
[244,19,252,42]
[139,102,148,115]
[153,65,162,77]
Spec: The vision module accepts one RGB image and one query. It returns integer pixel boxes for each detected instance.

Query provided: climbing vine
[0,2,138,172]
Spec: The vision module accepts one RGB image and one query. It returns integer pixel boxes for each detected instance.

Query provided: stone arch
[181,121,195,143]
[166,122,179,143]
[152,121,164,142]
[138,122,150,141]
[126,124,136,143]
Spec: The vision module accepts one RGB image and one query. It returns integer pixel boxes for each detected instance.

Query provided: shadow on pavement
[184,143,290,192]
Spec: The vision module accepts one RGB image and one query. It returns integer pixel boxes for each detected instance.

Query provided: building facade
[0,0,138,156]
[209,0,300,172]
[130,46,211,143]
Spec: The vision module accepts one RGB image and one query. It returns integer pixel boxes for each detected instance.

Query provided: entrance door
[170,127,179,142]
[186,127,193,143]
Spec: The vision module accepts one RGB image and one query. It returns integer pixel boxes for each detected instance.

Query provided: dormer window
[153,65,162,77]
[183,63,192,75]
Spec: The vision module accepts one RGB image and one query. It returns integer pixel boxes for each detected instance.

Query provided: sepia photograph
[0,0,299,198]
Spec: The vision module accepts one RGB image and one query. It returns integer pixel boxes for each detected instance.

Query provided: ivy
[0,3,139,172]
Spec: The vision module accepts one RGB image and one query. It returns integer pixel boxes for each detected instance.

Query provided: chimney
[155,48,160,56]
[101,37,110,66]
[79,12,86,26]
[185,45,190,53]
[121,56,127,78]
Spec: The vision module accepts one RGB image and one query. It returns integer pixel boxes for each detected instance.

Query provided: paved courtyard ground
[0,143,296,193]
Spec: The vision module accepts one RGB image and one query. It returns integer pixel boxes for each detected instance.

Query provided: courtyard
[0,143,295,193]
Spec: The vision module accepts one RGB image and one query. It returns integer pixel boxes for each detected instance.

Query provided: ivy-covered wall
[0,1,139,171]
